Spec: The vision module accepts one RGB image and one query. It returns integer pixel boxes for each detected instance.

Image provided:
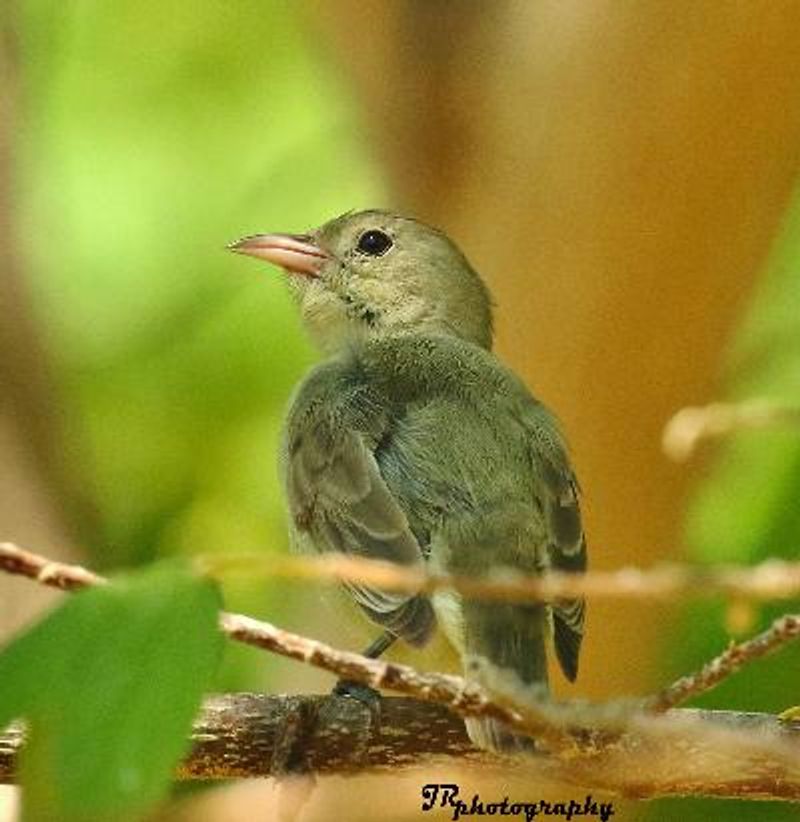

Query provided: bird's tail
[461,600,549,754]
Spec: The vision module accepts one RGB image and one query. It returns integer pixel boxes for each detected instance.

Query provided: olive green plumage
[233,210,587,753]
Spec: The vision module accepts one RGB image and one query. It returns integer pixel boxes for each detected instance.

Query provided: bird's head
[228,209,493,352]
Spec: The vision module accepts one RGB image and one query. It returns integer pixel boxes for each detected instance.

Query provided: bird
[228,209,587,752]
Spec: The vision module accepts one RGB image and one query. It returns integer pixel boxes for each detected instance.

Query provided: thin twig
[221,613,574,752]
[0,542,104,590]
[199,552,800,602]
[0,542,569,750]
[5,540,800,719]
[663,400,800,461]
[4,540,800,723]
[647,613,800,712]
[4,542,800,748]
[4,541,800,606]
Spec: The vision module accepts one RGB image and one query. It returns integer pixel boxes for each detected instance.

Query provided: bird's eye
[356,229,393,257]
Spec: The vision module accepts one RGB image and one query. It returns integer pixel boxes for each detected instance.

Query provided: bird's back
[358,335,553,562]
[282,330,582,601]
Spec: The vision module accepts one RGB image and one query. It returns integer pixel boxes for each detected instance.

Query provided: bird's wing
[526,406,587,682]
[285,405,434,646]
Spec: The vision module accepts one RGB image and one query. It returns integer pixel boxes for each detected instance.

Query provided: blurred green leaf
[687,196,800,565]
[0,563,222,822]
[17,0,383,692]
[656,191,800,822]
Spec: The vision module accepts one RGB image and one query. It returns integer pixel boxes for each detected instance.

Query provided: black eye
[356,229,393,256]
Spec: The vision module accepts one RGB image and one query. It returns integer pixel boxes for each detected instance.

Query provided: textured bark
[181,694,482,779]
[2,695,799,800]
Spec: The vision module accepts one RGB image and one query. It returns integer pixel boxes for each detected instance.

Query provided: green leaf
[657,189,800,822]
[0,563,222,822]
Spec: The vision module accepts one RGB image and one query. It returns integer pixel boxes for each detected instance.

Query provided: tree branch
[647,613,800,712]
[2,541,800,742]
[663,400,800,461]
[3,542,800,800]
[0,542,104,590]
[201,551,800,602]
[0,541,574,750]
[2,695,800,800]
[4,541,800,604]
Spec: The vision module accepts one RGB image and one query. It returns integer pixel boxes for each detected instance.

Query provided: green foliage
[653,195,800,821]
[0,563,222,822]
[5,5,384,810]
[17,0,382,691]
[687,196,800,566]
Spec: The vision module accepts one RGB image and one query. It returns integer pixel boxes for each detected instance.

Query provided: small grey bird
[229,210,586,752]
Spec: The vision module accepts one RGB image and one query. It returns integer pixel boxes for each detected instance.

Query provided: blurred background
[2,2,800,820]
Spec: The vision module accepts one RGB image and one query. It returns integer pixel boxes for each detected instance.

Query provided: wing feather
[528,411,587,682]
[286,409,434,646]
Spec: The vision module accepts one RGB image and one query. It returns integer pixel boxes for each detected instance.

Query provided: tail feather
[464,716,537,754]
[462,601,548,754]
[553,600,584,681]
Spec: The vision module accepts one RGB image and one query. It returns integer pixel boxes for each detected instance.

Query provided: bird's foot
[329,632,394,721]
[332,678,383,730]
[332,678,382,710]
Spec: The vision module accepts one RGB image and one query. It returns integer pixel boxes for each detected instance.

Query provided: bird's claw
[333,679,382,728]
[333,678,381,708]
